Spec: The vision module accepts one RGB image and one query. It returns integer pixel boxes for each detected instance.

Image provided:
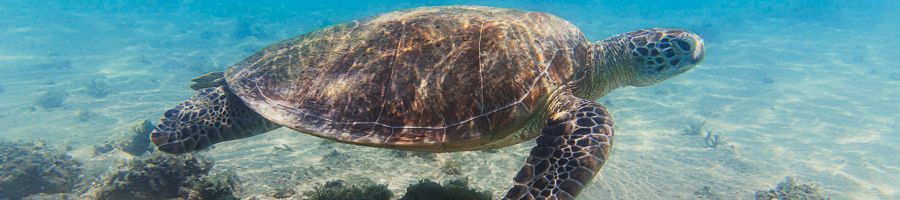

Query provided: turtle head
[150,86,278,154]
[603,28,705,87]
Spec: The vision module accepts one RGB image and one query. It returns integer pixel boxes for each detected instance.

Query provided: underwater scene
[0,0,897,199]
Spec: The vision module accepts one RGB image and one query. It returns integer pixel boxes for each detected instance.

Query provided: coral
[36,89,67,109]
[682,120,726,148]
[272,187,296,199]
[0,140,82,199]
[755,176,828,200]
[123,120,155,155]
[78,154,241,200]
[704,131,725,149]
[92,144,114,154]
[399,178,491,200]
[93,120,155,156]
[183,170,243,200]
[439,159,463,176]
[302,180,393,200]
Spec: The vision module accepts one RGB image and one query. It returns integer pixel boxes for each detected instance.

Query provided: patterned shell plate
[225,6,591,151]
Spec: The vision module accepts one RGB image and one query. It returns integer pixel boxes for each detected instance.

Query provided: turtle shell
[225,6,591,151]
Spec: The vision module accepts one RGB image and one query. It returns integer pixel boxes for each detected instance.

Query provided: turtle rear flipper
[505,97,613,200]
[190,71,225,91]
[150,86,281,154]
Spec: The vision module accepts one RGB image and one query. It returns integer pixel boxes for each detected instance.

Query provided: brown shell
[225,6,591,151]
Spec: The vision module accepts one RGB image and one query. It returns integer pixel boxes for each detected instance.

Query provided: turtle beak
[150,127,186,154]
[149,129,168,147]
[690,36,705,65]
[675,33,704,74]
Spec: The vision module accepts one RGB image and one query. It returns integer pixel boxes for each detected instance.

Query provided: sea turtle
[150,6,705,200]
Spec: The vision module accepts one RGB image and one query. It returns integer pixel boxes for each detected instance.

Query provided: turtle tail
[150,86,281,154]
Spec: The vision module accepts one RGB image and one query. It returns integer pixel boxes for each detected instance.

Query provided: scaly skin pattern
[505,98,614,200]
[225,6,593,151]
[151,86,281,153]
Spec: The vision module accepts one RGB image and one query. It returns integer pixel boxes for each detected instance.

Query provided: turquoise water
[1,1,897,199]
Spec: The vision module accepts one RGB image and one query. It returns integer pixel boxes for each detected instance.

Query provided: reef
[0,140,82,199]
[94,120,155,156]
[399,178,492,200]
[755,176,828,200]
[78,154,241,200]
[302,180,393,200]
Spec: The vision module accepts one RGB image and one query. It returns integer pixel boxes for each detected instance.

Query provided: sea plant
[399,178,491,200]
[755,176,827,200]
[0,140,82,199]
[440,159,463,175]
[303,180,392,200]
[94,120,154,156]
[79,154,241,200]
[123,120,154,155]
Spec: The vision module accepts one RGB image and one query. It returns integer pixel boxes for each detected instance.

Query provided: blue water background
[0,0,897,199]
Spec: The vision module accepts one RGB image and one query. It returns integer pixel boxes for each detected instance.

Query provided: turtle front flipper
[150,86,281,154]
[505,98,614,200]
[189,71,225,91]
